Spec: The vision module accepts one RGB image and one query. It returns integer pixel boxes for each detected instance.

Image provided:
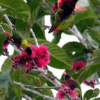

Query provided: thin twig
[23,94,32,100]
[42,0,54,14]
[69,25,88,49]
[0,25,5,32]
[35,22,50,29]
[11,81,59,89]
[4,14,13,30]
[30,28,39,47]
[22,86,55,100]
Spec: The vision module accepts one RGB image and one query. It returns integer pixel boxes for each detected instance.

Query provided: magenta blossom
[56,89,65,99]
[70,90,77,98]
[3,31,10,50]
[11,44,51,73]
[72,61,85,70]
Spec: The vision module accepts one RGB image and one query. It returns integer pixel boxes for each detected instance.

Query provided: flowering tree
[0,0,100,100]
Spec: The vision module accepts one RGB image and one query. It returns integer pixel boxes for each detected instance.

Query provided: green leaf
[0,71,10,93]
[0,0,31,22]
[10,69,23,100]
[27,38,72,69]
[32,24,45,39]
[0,8,7,20]
[0,33,8,56]
[52,32,62,44]
[83,88,99,100]
[37,7,50,19]
[0,70,10,100]
[76,64,100,83]
[88,29,100,45]
[76,18,100,33]
[88,0,100,6]
[87,33,99,49]
[28,6,40,27]
[6,86,19,100]
[62,42,88,62]
[87,49,100,64]
[28,0,42,12]
[1,58,12,74]
[1,23,12,32]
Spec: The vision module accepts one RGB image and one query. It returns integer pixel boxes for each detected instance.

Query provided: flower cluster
[72,61,96,88]
[3,31,10,50]
[72,61,85,70]
[11,44,50,73]
[56,84,77,99]
[83,78,96,88]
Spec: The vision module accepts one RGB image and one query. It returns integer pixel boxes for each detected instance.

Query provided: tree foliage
[0,0,100,100]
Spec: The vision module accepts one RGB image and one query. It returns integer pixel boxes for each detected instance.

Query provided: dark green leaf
[87,33,99,49]
[28,0,42,12]
[32,24,45,39]
[27,38,72,69]
[0,0,31,22]
[0,33,8,56]
[52,31,62,44]
[0,8,7,20]
[83,88,99,100]
[76,18,100,33]
[6,86,19,100]
[10,69,23,100]
[87,49,100,64]
[88,29,100,45]
[0,71,10,93]
[1,58,12,74]
[1,23,12,32]
[0,71,10,100]
[88,0,100,6]
[76,64,100,83]
[62,42,88,62]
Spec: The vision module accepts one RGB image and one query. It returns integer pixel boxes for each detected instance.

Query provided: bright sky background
[0,0,100,100]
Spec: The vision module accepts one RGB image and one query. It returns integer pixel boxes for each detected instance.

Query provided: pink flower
[65,86,71,93]
[72,61,85,70]
[70,90,77,98]
[61,83,65,88]
[72,62,78,70]
[78,61,85,69]
[83,78,96,88]
[52,5,58,12]
[56,89,65,99]
[54,27,59,34]
[3,31,10,50]
[3,31,10,34]
[11,44,51,73]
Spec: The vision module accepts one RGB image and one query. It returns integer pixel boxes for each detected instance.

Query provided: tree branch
[69,25,88,49]
[42,0,54,14]
[11,80,59,89]
[22,86,55,100]
[0,25,5,32]
[30,28,39,47]
[3,14,13,30]
[23,94,32,100]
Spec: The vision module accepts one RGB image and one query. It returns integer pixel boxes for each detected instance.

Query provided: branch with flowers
[0,0,100,100]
